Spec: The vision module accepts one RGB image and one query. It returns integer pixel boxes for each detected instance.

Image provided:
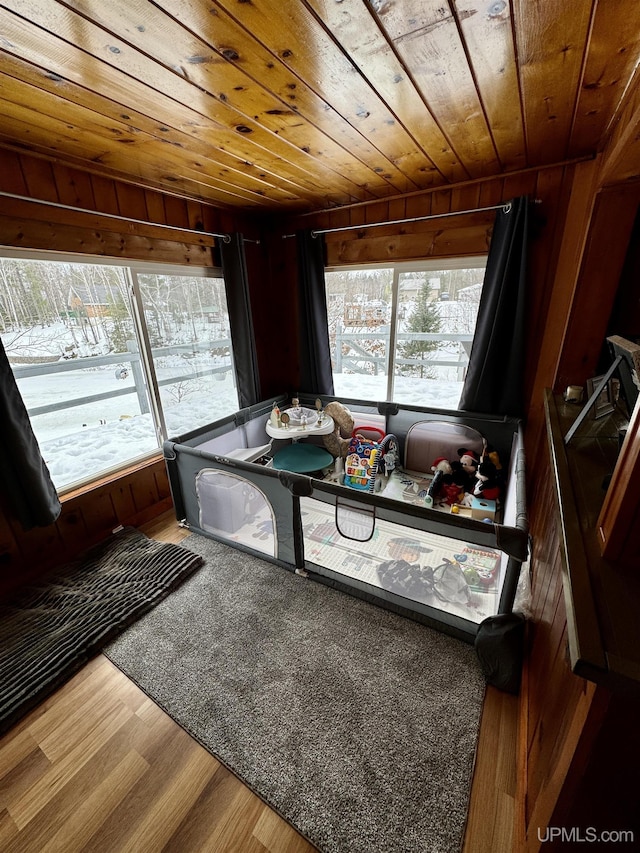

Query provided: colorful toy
[344,431,399,492]
[344,434,379,490]
[471,496,497,522]
[429,456,466,505]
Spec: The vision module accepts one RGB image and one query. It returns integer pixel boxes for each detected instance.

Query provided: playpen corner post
[276,471,312,572]
[497,554,522,615]
[292,495,307,571]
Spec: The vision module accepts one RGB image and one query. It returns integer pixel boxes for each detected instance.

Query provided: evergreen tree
[400,283,442,378]
[106,292,133,353]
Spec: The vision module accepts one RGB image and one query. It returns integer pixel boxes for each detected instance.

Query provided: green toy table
[272,443,333,474]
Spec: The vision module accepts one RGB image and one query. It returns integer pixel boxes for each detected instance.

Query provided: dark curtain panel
[296,230,334,395]
[459,196,529,417]
[0,337,61,529]
[219,233,261,408]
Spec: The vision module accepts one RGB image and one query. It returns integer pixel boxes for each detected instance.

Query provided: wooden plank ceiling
[0,0,638,213]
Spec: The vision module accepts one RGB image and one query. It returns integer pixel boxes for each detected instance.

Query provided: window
[0,254,238,493]
[324,257,486,408]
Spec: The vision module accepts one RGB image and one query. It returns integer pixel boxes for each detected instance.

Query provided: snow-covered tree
[400,283,442,378]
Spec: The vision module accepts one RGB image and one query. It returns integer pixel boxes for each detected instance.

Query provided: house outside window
[0,253,238,493]
[324,257,487,409]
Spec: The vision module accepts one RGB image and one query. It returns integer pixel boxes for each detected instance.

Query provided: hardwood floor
[0,510,518,852]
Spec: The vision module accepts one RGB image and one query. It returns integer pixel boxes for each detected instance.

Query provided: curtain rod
[282,200,539,239]
[314,201,512,236]
[0,189,233,243]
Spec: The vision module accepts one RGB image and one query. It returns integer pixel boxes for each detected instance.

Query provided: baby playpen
[164,394,528,641]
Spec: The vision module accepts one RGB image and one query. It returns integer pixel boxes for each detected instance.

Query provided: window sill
[60,451,164,504]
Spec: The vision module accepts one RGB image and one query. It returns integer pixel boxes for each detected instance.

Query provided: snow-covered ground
[36,373,239,490]
[6,310,466,492]
[30,367,461,492]
[334,373,461,409]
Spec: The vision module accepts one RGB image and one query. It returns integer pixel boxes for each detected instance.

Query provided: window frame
[0,248,231,495]
[324,255,488,404]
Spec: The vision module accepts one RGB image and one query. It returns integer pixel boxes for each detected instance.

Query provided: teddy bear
[322,401,355,457]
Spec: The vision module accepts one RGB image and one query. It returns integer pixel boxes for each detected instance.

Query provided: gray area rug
[0,527,203,735]
[106,533,485,853]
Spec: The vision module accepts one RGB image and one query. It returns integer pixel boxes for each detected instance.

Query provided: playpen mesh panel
[196,469,276,557]
[300,496,503,625]
[404,421,484,473]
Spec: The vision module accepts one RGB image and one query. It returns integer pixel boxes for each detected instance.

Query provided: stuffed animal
[322,401,355,457]
[449,460,470,495]
[474,460,502,501]
[429,457,466,505]
[431,456,453,476]
[440,478,466,505]
[483,443,502,472]
[458,447,478,474]
[457,448,479,491]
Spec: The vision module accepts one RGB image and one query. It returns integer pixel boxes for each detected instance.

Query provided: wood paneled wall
[0,149,256,595]
[0,148,258,264]
[288,164,570,266]
[519,403,640,850]
[0,457,171,599]
[516,432,601,850]
[515,126,640,847]
[598,72,640,188]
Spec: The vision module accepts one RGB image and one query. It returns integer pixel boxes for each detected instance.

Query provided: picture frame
[585,375,616,418]
[607,335,640,416]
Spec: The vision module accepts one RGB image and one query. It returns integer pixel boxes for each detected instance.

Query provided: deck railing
[333,325,473,379]
[12,339,233,418]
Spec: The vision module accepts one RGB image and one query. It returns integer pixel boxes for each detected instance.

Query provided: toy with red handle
[351,426,386,441]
